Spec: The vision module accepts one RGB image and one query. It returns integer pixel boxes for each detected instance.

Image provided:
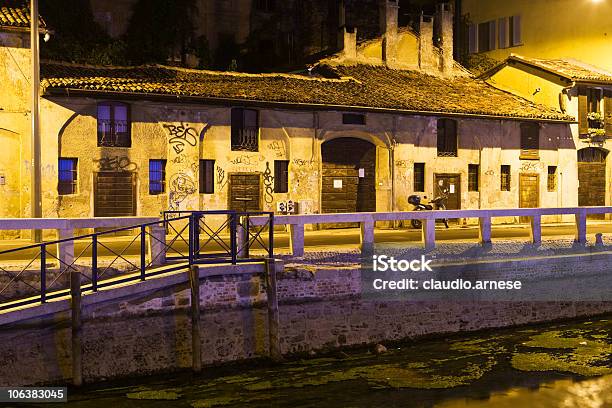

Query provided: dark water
[41,317,611,408]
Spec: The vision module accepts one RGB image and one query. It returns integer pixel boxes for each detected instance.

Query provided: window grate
[500,165,511,191]
[468,164,479,192]
[414,163,425,192]
[149,160,166,195]
[274,160,289,193]
[437,119,458,157]
[547,166,557,192]
[58,158,78,195]
[97,102,131,147]
[231,108,259,151]
[520,122,539,159]
[200,159,215,194]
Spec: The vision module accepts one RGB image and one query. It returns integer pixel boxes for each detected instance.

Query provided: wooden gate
[578,148,607,219]
[94,172,136,217]
[321,138,376,228]
[229,174,261,212]
[519,173,539,223]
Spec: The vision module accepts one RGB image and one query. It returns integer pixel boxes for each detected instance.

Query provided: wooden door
[519,173,539,223]
[229,174,261,212]
[578,147,607,220]
[321,138,376,228]
[94,172,136,217]
[433,174,460,224]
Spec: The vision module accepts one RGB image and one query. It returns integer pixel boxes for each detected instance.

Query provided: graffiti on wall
[268,140,285,158]
[395,160,410,168]
[95,156,138,172]
[230,155,265,166]
[216,165,227,189]
[263,162,274,204]
[520,161,545,172]
[292,158,316,167]
[164,123,198,154]
[168,173,196,210]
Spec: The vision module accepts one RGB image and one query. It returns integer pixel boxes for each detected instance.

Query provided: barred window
[97,102,131,147]
[274,160,289,193]
[231,108,259,151]
[200,159,215,194]
[58,158,78,195]
[414,163,425,192]
[500,165,511,191]
[437,119,458,157]
[547,166,557,192]
[520,122,539,159]
[149,160,166,195]
[468,164,479,192]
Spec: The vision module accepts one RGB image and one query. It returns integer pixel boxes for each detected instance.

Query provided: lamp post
[30,0,42,242]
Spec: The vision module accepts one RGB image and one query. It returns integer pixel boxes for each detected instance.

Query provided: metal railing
[0,210,274,312]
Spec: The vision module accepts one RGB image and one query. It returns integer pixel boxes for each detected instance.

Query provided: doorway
[578,147,607,219]
[228,173,261,212]
[94,172,136,217]
[519,173,539,223]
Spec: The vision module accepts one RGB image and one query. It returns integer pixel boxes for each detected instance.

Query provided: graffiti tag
[230,155,265,166]
[164,123,198,154]
[263,162,274,204]
[168,173,196,211]
[95,156,137,172]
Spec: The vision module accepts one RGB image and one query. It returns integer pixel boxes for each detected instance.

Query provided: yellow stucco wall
[463,0,612,71]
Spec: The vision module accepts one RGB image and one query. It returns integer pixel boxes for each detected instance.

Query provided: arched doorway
[321,137,376,216]
[578,147,608,217]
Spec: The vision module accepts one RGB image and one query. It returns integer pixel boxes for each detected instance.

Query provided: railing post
[189,265,202,373]
[40,244,46,303]
[57,228,74,269]
[478,216,492,246]
[230,213,238,264]
[268,214,274,259]
[575,209,587,244]
[421,218,436,251]
[140,225,146,281]
[360,219,375,255]
[188,214,194,266]
[92,235,98,292]
[194,214,201,255]
[265,258,282,362]
[289,223,305,257]
[236,214,246,260]
[148,223,166,267]
[70,271,82,387]
[530,214,542,246]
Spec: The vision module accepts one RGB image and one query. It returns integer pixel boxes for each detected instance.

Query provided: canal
[46,316,610,408]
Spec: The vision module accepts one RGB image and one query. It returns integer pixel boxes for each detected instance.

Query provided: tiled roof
[40,60,573,122]
[504,55,612,83]
[0,0,45,29]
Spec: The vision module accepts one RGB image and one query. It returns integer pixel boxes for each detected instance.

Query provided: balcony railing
[231,127,259,152]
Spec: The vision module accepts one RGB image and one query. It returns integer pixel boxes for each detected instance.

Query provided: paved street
[1,222,612,262]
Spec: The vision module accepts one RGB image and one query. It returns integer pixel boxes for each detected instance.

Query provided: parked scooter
[408,190,450,229]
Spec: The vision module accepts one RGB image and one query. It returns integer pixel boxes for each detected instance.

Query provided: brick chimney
[419,13,434,70]
[380,0,399,66]
[434,2,454,73]
[337,0,357,60]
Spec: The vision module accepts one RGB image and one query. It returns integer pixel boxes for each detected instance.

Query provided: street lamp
[30,0,42,242]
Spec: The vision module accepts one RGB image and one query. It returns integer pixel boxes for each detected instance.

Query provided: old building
[460,0,612,73]
[481,55,612,211]
[0,1,577,229]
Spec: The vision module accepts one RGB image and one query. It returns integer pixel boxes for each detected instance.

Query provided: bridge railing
[249,207,612,256]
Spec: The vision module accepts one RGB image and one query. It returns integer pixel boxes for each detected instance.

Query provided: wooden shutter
[511,15,521,46]
[578,86,588,136]
[489,20,496,50]
[468,24,477,53]
[605,90,612,137]
[498,17,508,48]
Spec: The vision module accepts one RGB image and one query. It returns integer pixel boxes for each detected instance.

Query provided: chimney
[435,2,454,73]
[337,0,357,60]
[418,13,434,70]
[380,0,399,66]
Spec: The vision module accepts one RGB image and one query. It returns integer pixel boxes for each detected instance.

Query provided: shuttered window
[414,163,425,192]
[274,160,289,193]
[510,15,521,46]
[58,158,78,195]
[468,24,477,53]
[437,119,458,157]
[199,159,215,194]
[149,160,166,195]
[520,122,539,160]
[231,108,259,151]
[588,88,602,113]
[97,102,131,147]
[477,21,496,52]
[468,164,479,192]
[498,17,508,48]
[501,165,511,191]
[547,166,557,192]
[578,86,589,136]
[605,90,612,137]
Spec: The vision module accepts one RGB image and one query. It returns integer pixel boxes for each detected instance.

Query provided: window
[437,119,458,157]
[342,113,366,125]
[498,17,508,49]
[97,102,130,147]
[231,108,259,151]
[588,88,602,113]
[274,160,289,193]
[149,160,166,195]
[199,159,215,194]
[500,165,511,191]
[414,163,425,192]
[477,20,496,52]
[547,166,557,192]
[509,15,521,46]
[58,158,78,195]
[520,122,539,159]
[468,164,479,192]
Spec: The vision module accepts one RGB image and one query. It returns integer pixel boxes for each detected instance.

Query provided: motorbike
[408,191,450,229]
